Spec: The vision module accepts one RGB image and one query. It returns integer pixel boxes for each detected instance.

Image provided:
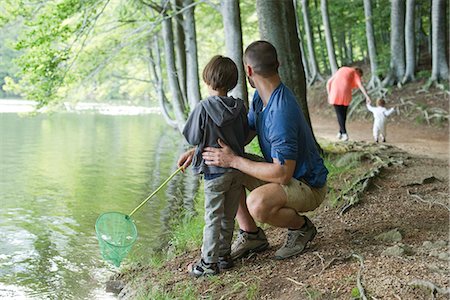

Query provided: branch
[111,74,152,83]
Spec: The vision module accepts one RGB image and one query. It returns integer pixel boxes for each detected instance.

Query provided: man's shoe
[218,255,234,270]
[341,133,349,141]
[231,228,269,260]
[188,259,219,277]
[274,217,317,260]
[336,132,342,140]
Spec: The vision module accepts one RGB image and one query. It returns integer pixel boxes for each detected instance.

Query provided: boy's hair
[355,67,363,77]
[244,40,279,77]
[202,55,238,92]
[376,98,386,107]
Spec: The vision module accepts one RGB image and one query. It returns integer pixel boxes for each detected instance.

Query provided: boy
[181,55,249,277]
[366,98,395,142]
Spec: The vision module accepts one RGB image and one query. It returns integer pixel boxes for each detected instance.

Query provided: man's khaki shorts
[242,174,327,213]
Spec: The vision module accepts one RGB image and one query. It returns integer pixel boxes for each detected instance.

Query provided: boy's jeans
[202,170,243,264]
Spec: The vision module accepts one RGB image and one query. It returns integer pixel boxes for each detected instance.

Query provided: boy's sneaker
[218,255,234,270]
[230,227,269,260]
[188,259,219,277]
[341,133,349,141]
[274,216,317,260]
[336,132,342,140]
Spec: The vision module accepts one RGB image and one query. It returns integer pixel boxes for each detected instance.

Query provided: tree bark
[220,0,248,107]
[430,0,449,82]
[402,0,416,83]
[170,0,187,104]
[161,10,186,130]
[300,0,323,85]
[321,0,338,74]
[182,0,201,111]
[363,0,381,89]
[382,0,406,87]
[293,0,311,82]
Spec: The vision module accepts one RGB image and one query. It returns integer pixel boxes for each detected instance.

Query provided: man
[178,40,328,260]
[326,66,371,141]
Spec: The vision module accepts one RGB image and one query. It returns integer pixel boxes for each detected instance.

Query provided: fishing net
[95,212,137,267]
[95,167,182,267]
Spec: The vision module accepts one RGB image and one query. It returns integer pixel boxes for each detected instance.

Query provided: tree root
[406,189,450,211]
[335,144,403,215]
[409,279,450,299]
[352,253,368,300]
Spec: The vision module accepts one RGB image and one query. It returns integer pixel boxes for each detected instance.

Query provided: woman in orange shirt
[326,67,371,141]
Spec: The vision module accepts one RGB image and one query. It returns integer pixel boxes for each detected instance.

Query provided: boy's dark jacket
[183,96,249,175]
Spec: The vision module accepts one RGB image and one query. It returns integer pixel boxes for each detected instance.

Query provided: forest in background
[0,0,448,129]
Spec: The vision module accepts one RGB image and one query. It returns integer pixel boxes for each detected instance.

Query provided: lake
[0,112,197,299]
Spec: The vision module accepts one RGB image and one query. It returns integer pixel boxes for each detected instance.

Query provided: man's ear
[245,64,253,77]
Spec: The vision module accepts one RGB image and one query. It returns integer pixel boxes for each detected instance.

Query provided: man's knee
[247,193,272,223]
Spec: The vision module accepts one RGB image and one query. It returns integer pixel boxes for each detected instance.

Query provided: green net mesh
[95,212,137,267]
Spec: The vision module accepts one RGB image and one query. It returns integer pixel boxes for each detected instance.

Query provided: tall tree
[170,0,188,103]
[402,0,416,83]
[363,0,381,89]
[320,0,338,74]
[148,34,178,128]
[220,0,248,107]
[182,0,201,111]
[429,0,449,83]
[293,0,311,82]
[256,0,312,128]
[300,0,323,85]
[382,0,406,86]
[160,4,187,130]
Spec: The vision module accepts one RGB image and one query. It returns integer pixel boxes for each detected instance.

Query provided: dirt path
[311,114,449,161]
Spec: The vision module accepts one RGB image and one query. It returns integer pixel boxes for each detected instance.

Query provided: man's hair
[355,67,363,77]
[376,98,386,107]
[244,40,279,77]
[202,55,238,92]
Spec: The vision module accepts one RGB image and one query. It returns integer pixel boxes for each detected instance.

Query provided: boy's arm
[182,104,204,145]
[384,107,395,117]
[366,103,376,112]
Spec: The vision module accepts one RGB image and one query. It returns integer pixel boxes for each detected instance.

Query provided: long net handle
[128,166,183,217]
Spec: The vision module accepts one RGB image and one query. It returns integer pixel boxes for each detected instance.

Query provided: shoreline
[0,99,160,116]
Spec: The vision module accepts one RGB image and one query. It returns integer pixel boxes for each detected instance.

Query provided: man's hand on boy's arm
[177,148,195,172]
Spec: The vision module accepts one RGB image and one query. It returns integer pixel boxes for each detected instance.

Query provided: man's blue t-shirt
[248,83,328,188]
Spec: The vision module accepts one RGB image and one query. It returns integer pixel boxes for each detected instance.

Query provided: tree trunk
[182,0,201,111]
[161,12,187,130]
[430,0,449,82]
[382,0,406,87]
[346,31,353,64]
[256,0,322,154]
[300,0,323,85]
[402,0,416,83]
[293,0,311,82]
[321,0,338,74]
[363,0,381,89]
[220,0,248,107]
[148,35,178,129]
[170,0,187,104]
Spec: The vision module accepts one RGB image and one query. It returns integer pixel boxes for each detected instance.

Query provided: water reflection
[0,113,198,299]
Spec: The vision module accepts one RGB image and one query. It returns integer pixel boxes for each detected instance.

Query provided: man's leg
[246,183,305,229]
[235,189,258,232]
[230,173,270,260]
[247,180,326,259]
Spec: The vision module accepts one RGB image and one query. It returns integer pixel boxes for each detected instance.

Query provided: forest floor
[114,80,449,300]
